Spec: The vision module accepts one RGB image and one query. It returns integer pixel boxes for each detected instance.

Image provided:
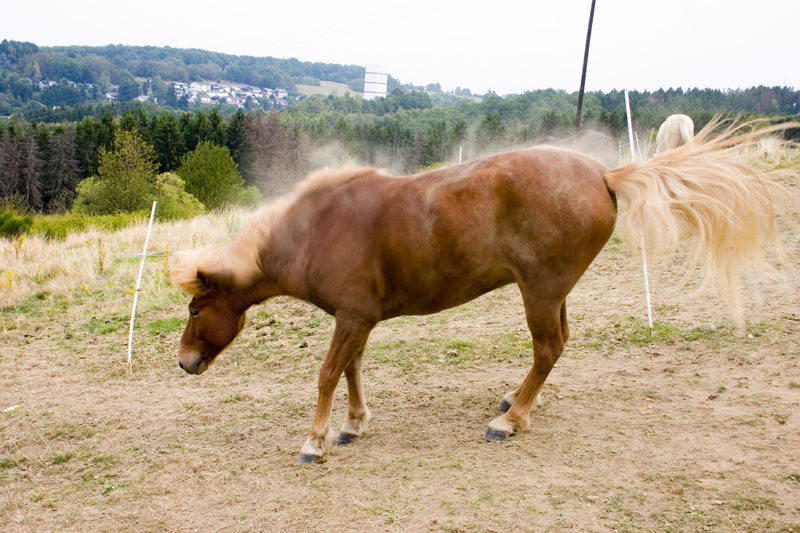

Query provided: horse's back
[375,148,616,315]
[271,148,617,319]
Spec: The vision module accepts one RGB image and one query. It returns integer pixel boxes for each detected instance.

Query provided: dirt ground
[1,221,799,532]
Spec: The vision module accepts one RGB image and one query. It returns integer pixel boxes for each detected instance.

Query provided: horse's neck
[237,277,283,309]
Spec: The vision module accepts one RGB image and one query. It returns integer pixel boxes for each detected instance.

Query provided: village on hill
[122,79,290,108]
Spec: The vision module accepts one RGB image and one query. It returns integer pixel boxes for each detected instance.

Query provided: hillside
[0,39,406,116]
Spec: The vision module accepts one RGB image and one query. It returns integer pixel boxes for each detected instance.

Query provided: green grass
[30,211,147,240]
[729,495,778,512]
[146,317,184,335]
[87,454,118,470]
[52,452,74,464]
[575,316,776,353]
[84,317,119,335]
[0,300,39,318]
[369,337,480,368]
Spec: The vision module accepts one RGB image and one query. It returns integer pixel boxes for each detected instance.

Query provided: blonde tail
[604,117,799,323]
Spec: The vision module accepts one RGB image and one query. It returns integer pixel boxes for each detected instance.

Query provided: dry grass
[1,147,799,531]
[0,208,256,311]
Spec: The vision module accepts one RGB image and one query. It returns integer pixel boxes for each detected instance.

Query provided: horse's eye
[190,309,199,317]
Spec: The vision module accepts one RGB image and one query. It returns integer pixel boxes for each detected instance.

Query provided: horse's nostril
[178,361,185,370]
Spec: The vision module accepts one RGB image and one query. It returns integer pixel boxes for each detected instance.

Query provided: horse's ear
[195,269,221,295]
[172,251,220,296]
[172,249,235,296]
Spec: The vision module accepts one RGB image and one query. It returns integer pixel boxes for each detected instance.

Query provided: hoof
[484,428,509,442]
[336,432,358,446]
[498,399,512,413]
[298,453,322,465]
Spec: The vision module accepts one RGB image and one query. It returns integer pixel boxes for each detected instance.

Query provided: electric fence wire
[131,229,240,260]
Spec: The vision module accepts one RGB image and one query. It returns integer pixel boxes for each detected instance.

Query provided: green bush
[0,211,33,238]
[0,194,29,214]
[177,141,258,209]
[28,175,202,239]
[153,172,205,220]
[236,185,262,208]
[29,213,87,239]
[72,130,159,216]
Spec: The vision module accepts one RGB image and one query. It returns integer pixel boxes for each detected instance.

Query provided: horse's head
[171,202,290,374]
[178,277,247,374]
[172,250,249,375]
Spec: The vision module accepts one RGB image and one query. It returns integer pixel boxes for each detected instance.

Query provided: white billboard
[364,64,389,100]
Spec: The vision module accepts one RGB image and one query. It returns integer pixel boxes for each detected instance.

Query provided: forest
[1,39,799,229]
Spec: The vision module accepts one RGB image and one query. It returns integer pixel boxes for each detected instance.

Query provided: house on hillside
[162,80,289,108]
[189,82,210,94]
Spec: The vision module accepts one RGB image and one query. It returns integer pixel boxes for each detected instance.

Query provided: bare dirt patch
[2,189,800,531]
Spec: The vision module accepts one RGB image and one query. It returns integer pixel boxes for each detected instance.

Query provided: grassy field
[295,81,355,98]
[1,147,799,531]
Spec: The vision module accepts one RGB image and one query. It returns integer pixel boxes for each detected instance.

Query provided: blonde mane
[172,167,382,295]
[293,166,381,197]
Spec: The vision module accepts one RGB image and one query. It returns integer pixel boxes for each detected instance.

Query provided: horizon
[7,39,798,97]
[2,0,798,95]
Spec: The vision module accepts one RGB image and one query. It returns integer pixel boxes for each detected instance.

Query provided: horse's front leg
[299,314,373,464]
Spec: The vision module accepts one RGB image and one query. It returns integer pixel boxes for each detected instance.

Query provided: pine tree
[42,126,79,212]
[17,127,43,211]
[75,112,116,178]
[245,110,288,197]
[226,109,251,179]
[176,141,249,209]
[165,84,178,108]
[286,126,309,182]
[183,111,211,152]
[0,128,20,198]
[151,112,186,172]
[34,126,55,205]
[208,108,227,146]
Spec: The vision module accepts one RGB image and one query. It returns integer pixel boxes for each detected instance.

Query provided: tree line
[2,84,798,217]
[0,107,314,214]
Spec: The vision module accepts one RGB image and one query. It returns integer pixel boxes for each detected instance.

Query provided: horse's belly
[379,266,515,319]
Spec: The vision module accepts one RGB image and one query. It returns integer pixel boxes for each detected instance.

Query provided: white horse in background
[656,114,694,153]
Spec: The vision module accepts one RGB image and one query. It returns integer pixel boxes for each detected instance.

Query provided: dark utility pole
[575,0,597,131]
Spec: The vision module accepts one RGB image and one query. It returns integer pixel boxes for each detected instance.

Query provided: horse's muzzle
[178,349,208,375]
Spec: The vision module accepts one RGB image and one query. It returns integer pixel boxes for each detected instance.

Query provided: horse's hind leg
[498,301,568,412]
[299,314,373,464]
[336,351,370,445]
[486,296,566,441]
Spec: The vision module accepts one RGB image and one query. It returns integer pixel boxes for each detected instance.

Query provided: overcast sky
[2,0,798,95]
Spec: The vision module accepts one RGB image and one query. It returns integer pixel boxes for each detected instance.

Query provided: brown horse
[172,120,794,464]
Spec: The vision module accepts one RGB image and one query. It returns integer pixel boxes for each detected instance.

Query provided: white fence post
[128,201,157,366]
[624,90,654,332]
